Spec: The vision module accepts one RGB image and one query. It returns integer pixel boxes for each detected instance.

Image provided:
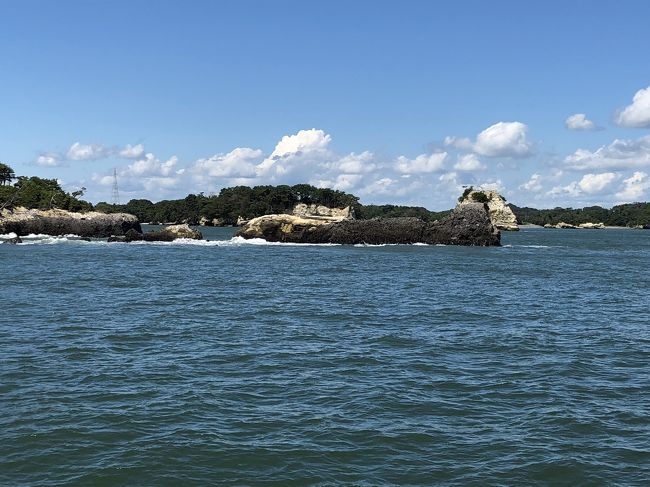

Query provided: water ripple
[1,227,650,485]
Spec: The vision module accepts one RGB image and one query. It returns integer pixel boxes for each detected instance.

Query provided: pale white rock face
[0,206,141,237]
[238,213,334,239]
[0,206,138,224]
[238,204,353,239]
[200,217,225,226]
[556,222,578,229]
[578,222,604,229]
[163,223,202,239]
[292,203,353,221]
[457,190,518,231]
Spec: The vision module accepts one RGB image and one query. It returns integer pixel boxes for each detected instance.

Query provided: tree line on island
[1,163,649,227]
[93,185,450,224]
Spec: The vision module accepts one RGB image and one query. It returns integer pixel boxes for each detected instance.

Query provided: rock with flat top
[236,203,500,246]
[0,207,141,237]
[556,222,578,229]
[110,223,202,242]
[161,224,202,239]
[292,203,354,221]
[578,222,604,229]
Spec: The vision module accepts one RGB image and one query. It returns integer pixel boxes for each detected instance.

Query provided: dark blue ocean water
[1,227,649,486]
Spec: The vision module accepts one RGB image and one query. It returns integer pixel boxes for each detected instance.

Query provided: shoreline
[518,223,643,230]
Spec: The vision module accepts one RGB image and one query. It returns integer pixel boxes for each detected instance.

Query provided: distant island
[1,163,649,228]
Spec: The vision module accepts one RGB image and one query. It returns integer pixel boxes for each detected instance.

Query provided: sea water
[1,227,649,485]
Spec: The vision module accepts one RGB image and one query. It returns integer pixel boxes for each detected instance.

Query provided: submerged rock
[0,207,141,237]
[2,236,22,245]
[108,224,202,242]
[236,203,500,246]
[457,189,519,231]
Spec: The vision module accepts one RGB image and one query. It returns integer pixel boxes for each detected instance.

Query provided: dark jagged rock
[235,203,500,246]
[108,224,202,243]
[0,207,141,237]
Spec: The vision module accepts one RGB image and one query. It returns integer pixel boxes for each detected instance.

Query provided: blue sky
[2,0,650,209]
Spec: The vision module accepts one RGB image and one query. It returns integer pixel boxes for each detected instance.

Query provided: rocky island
[236,201,500,246]
[0,207,142,237]
[0,207,202,243]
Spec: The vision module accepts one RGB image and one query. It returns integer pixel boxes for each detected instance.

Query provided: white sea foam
[353,243,428,247]
[122,236,341,247]
[0,234,451,248]
[7,235,343,247]
[501,244,562,249]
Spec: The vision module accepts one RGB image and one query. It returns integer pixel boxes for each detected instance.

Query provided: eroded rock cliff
[0,207,141,237]
[236,203,500,246]
[458,190,519,231]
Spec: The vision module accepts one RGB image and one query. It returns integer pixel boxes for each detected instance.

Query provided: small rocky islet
[235,202,501,246]
[0,207,202,244]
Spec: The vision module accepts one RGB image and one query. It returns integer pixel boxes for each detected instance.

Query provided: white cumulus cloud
[548,172,617,198]
[564,135,650,170]
[395,152,447,174]
[473,121,533,158]
[519,173,543,192]
[257,128,332,176]
[35,153,64,167]
[92,152,185,201]
[548,182,582,197]
[616,171,650,201]
[272,128,331,157]
[123,153,179,177]
[193,147,263,178]
[615,85,650,128]
[578,172,617,194]
[119,144,145,159]
[331,151,376,173]
[565,113,597,131]
[67,142,111,161]
[443,136,473,150]
[313,173,364,192]
[453,153,485,171]
[357,178,397,196]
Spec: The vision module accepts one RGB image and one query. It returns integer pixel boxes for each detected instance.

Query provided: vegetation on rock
[511,204,650,227]
[0,165,92,212]
[470,191,489,203]
[0,163,15,186]
[96,184,448,225]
